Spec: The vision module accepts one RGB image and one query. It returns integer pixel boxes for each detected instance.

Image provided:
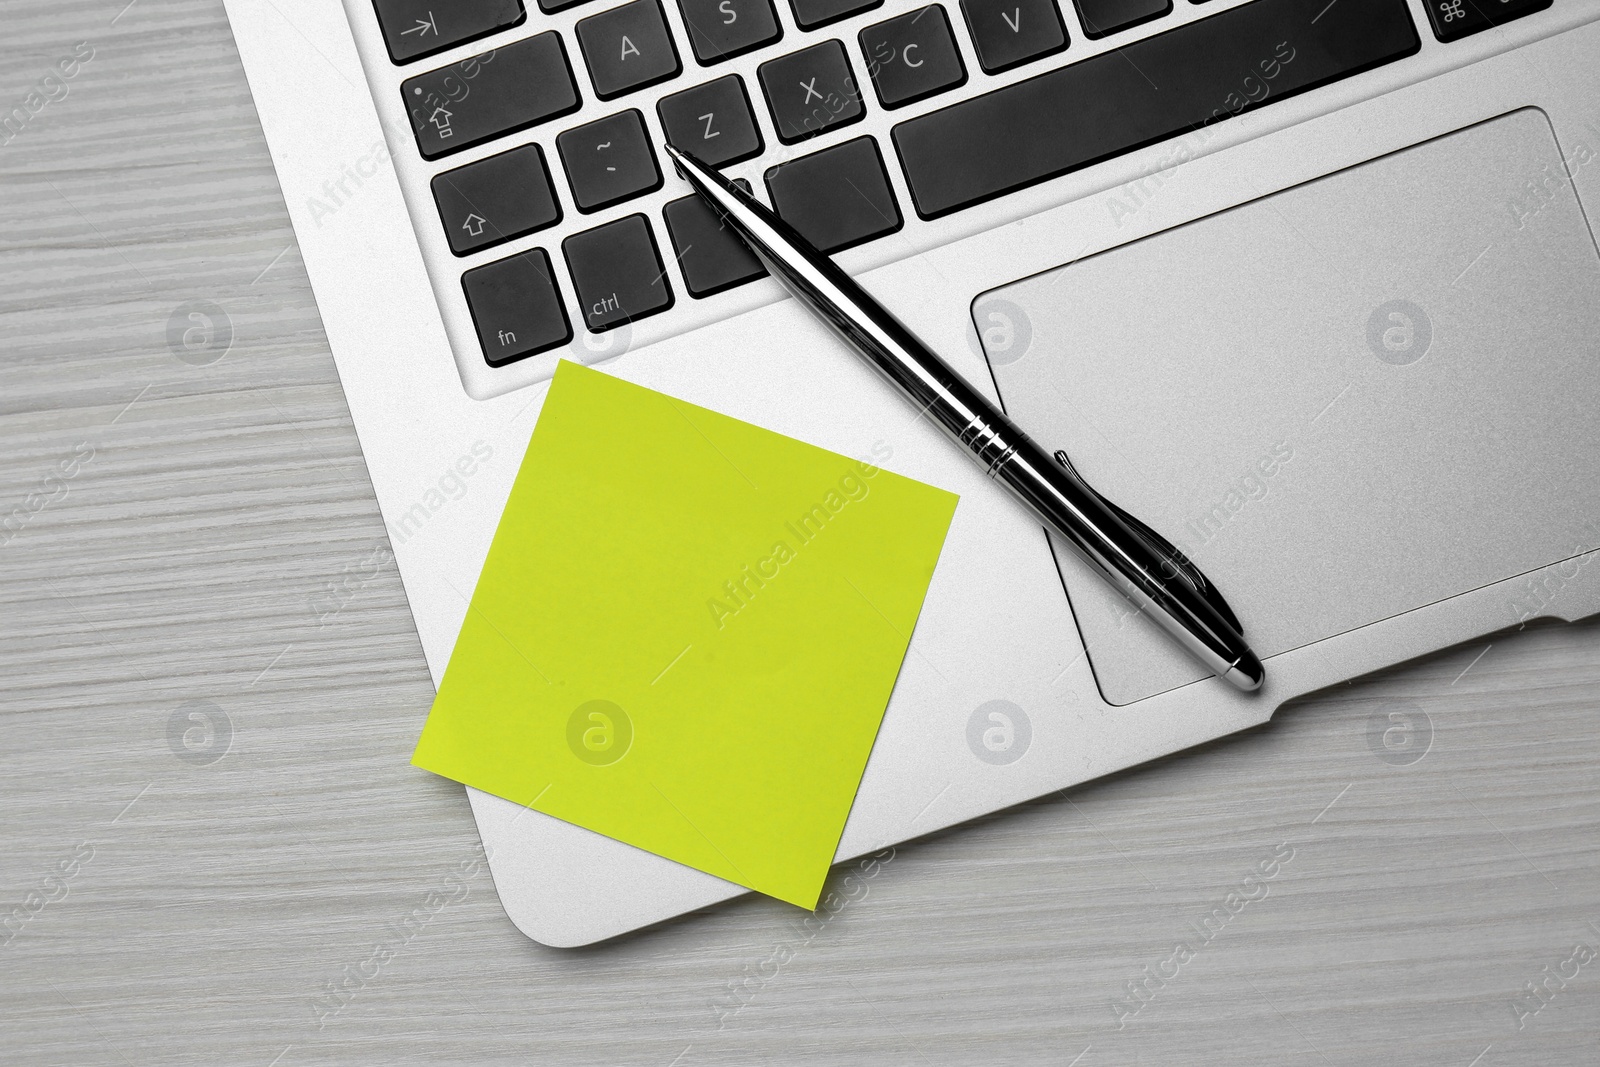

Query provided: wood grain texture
[3,2,1599,1064]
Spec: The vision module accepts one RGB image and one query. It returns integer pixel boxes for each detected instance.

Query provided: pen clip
[1052,450,1245,638]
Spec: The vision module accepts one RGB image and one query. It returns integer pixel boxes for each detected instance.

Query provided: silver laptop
[221,0,1600,945]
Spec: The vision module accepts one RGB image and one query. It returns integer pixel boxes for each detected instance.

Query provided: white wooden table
[4,2,1598,1063]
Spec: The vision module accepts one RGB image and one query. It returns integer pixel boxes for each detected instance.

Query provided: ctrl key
[563,214,675,332]
[462,249,573,366]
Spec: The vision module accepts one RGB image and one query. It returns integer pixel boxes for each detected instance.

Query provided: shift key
[402,33,581,159]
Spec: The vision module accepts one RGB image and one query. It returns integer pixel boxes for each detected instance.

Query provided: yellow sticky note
[412,362,958,909]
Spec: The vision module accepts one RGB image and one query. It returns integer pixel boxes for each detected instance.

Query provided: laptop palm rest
[979,108,1600,705]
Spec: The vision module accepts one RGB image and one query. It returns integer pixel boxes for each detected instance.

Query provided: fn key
[462,250,573,366]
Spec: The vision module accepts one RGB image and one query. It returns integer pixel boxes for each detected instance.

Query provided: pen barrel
[991,432,1257,686]
[844,307,1253,685]
[812,278,1260,694]
[811,273,1257,687]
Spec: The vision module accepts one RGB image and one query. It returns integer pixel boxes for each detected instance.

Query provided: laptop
[220,0,1600,945]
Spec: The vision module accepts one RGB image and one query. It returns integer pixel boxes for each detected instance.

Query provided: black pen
[663,143,1265,692]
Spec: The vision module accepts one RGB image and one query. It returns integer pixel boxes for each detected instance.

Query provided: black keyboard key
[765,136,901,253]
[432,144,561,255]
[893,0,1420,219]
[1423,0,1550,42]
[576,0,683,100]
[557,110,663,212]
[663,182,768,297]
[860,5,966,109]
[540,0,594,12]
[678,0,783,63]
[1071,0,1169,38]
[403,35,580,159]
[373,0,525,65]
[758,40,866,144]
[789,0,882,29]
[563,215,675,330]
[960,0,1067,74]
[657,75,763,167]
[462,249,573,365]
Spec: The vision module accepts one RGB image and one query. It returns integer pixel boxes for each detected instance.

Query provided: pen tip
[661,141,693,184]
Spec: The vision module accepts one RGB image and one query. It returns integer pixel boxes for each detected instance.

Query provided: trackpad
[978,109,1600,704]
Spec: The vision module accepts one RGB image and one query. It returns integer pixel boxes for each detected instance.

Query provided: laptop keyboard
[367,0,1553,376]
